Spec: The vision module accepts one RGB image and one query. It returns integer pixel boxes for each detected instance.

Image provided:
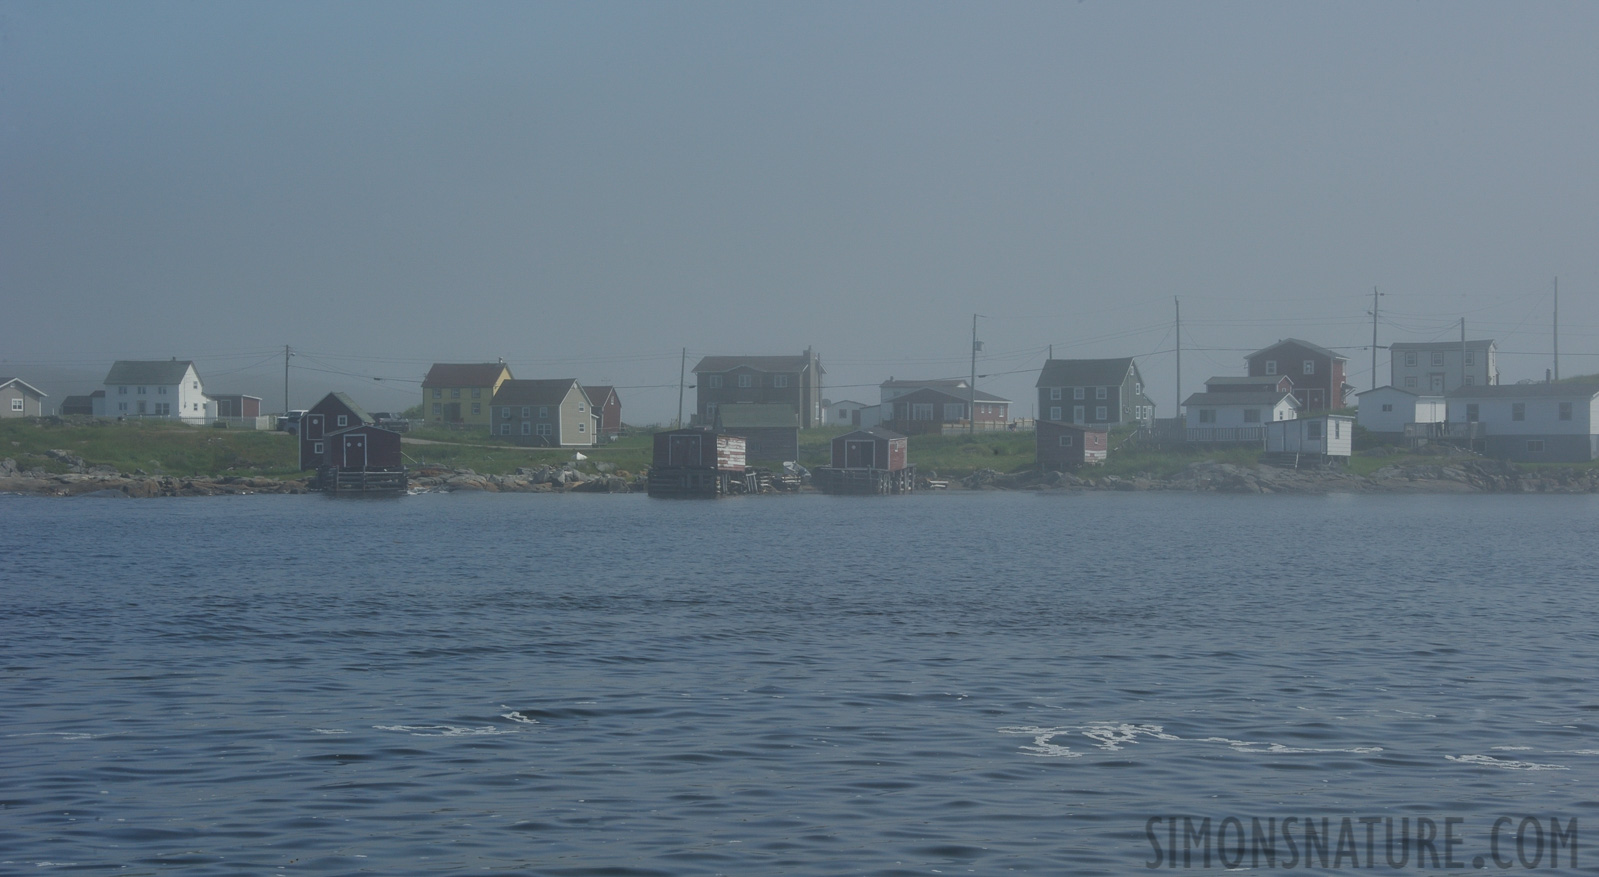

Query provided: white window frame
[1074,387,1085,401]
[1095,406,1108,422]
[1303,360,1315,375]
[1265,361,1277,375]
[1431,352,1445,366]
[1049,406,1061,421]
[738,374,754,388]
[1050,387,1062,401]
[1405,352,1418,367]
[1096,387,1108,400]
[337,415,348,427]
[707,375,722,388]
[10,399,22,412]
[521,422,531,435]
[1073,405,1085,422]
[1058,434,1074,448]
[536,423,553,437]
[500,424,511,435]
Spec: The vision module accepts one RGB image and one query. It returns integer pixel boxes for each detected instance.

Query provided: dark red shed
[1036,420,1108,470]
[829,427,908,471]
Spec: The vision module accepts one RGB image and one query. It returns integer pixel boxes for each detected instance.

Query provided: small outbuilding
[1264,415,1353,466]
[1036,420,1108,470]
[814,427,913,494]
[300,392,407,493]
[647,428,751,498]
[714,403,799,462]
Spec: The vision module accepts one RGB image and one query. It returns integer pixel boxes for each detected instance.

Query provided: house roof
[423,362,511,388]
[715,403,799,428]
[0,377,46,397]
[1245,338,1346,362]
[891,386,1009,405]
[693,354,822,375]
[1204,375,1290,389]
[1355,386,1442,399]
[584,385,617,406]
[1449,382,1599,400]
[493,379,583,407]
[830,399,870,408]
[1182,392,1300,408]
[314,392,375,425]
[104,360,198,386]
[1391,339,1496,352]
[1036,357,1136,387]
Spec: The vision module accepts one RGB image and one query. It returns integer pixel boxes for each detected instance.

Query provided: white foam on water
[1491,745,1533,751]
[499,706,539,725]
[312,729,350,735]
[8,732,97,741]
[374,724,516,737]
[1000,723,1382,758]
[1446,754,1568,771]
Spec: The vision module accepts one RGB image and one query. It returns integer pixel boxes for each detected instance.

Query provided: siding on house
[1391,340,1498,394]
[102,360,211,423]
[1449,383,1599,462]
[692,350,824,429]
[490,379,594,447]
[0,378,47,418]
[1244,339,1351,411]
[422,362,514,427]
[1035,358,1155,426]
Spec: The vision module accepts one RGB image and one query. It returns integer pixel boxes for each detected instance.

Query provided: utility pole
[283,345,292,414]
[969,314,982,435]
[1370,287,1382,391]
[1460,317,1467,390]
[1553,277,1560,382]
[1174,297,1181,419]
[676,347,686,429]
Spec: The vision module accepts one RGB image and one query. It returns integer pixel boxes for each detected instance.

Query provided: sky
[4,1,1598,422]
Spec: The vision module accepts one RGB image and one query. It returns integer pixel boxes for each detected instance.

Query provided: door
[304,414,324,440]
[1429,373,1445,393]
[844,439,875,469]
[343,434,367,469]
[669,434,701,467]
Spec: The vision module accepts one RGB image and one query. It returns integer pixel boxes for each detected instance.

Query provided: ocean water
[3,490,1598,874]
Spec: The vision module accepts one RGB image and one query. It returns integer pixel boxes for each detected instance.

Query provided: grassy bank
[0,418,302,478]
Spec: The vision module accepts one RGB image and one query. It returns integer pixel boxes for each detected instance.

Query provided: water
[3,491,1598,874]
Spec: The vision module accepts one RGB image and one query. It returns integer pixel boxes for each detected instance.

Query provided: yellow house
[422,362,514,427]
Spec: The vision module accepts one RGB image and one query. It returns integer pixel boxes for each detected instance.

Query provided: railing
[1403,422,1484,440]
[1185,426,1266,444]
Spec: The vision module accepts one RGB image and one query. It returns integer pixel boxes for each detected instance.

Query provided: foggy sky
[4,1,1597,421]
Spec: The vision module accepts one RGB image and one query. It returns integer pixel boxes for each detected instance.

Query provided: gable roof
[693,354,821,375]
[423,362,511,388]
[104,360,198,386]
[1355,386,1439,399]
[311,392,375,425]
[892,386,1009,405]
[492,379,583,407]
[583,385,617,407]
[1036,357,1137,387]
[881,378,968,391]
[715,403,799,428]
[1204,375,1291,389]
[1449,382,1599,400]
[1245,338,1346,362]
[0,377,46,397]
[1182,392,1300,408]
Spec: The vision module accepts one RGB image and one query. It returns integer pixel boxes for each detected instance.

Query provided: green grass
[0,418,302,478]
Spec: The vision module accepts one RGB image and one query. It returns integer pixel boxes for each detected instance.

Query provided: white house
[824,399,881,428]
[1265,415,1354,461]
[97,360,213,424]
[1448,382,1599,462]
[1391,340,1497,394]
[1182,391,1298,442]
[1355,386,1445,436]
[0,377,47,418]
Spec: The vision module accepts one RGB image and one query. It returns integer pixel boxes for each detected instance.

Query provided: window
[432,403,442,415]
[1512,402,1525,422]
[118,402,127,412]
[1073,406,1085,422]
[119,386,127,395]
[1096,387,1107,400]
[521,422,531,435]
[1404,376,1418,389]
[471,388,481,399]
[433,388,442,398]
[1059,434,1074,448]
[1049,406,1061,421]
[158,386,167,394]
[738,374,753,388]
[336,415,348,427]
[313,442,324,454]
[499,424,510,435]
[1466,404,1479,422]
[451,388,460,398]
[10,399,21,411]
[521,407,530,418]
[1306,420,1323,439]
[1074,387,1085,400]
[1527,440,1545,453]
[1095,406,1108,421]
[471,403,480,415]
[708,375,722,388]
[1381,403,1393,413]
[1050,387,1062,401]
[1243,409,1260,423]
[1303,360,1315,375]
[154,403,170,416]
[773,375,789,388]
[192,381,198,389]
[1431,352,1445,366]
[1135,382,1142,395]
[578,422,585,432]
[138,386,146,394]
[1405,352,1417,367]
[1560,402,1573,421]
[536,423,553,437]
[538,406,549,418]
[1464,375,1474,386]
[1265,360,1277,375]
[578,404,584,413]
[1465,352,1475,366]
[1199,409,1216,424]
[500,407,510,419]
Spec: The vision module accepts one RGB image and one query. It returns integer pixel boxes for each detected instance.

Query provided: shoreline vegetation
[5,417,1599,497]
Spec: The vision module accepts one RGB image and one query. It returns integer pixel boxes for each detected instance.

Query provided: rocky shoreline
[6,452,1599,498]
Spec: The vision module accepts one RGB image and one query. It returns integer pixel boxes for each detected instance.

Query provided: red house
[1037,420,1108,470]
[1244,339,1352,412]
[584,385,623,435]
